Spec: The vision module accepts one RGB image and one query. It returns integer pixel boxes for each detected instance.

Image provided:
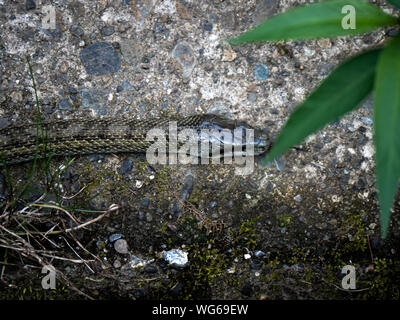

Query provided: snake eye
[253,131,269,155]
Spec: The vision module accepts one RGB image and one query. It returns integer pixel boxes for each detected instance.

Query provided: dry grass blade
[29,202,80,224]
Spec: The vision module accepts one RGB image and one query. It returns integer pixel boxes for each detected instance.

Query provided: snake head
[198,115,271,157]
[252,127,270,156]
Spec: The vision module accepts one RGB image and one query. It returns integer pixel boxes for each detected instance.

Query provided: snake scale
[0,114,269,166]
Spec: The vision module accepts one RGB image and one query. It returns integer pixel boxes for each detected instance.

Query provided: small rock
[172,173,194,216]
[130,256,155,269]
[293,194,302,202]
[369,223,377,230]
[10,91,23,103]
[207,104,232,119]
[227,266,235,274]
[145,212,153,222]
[176,0,190,19]
[143,265,157,274]
[254,63,269,80]
[116,85,123,93]
[269,108,279,115]
[136,180,143,188]
[124,97,132,104]
[114,239,129,254]
[244,253,251,260]
[26,0,36,11]
[221,47,237,62]
[172,41,196,78]
[58,98,73,110]
[141,197,150,208]
[387,28,399,37]
[109,233,123,242]
[68,1,86,18]
[164,249,188,267]
[304,47,315,57]
[69,87,78,94]
[80,42,121,75]
[0,118,10,129]
[120,39,144,65]
[80,88,107,115]
[317,39,332,48]
[203,22,213,31]
[254,250,266,258]
[362,117,373,126]
[113,259,121,268]
[70,26,84,37]
[122,80,131,90]
[44,105,55,114]
[101,26,115,36]
[118,157,133,175]
[138,211,145,220]
[154,23,167,34]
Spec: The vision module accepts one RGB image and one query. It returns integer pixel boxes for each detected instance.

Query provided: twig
[62,203,120,234]
[0,249,7,281]
[62,236,95,273]
[321,279,370,292]
[367,234,374,264]
[69,233,103,266]
[29,203,80,224]
[12,217,47,251]
[61,185,88,200]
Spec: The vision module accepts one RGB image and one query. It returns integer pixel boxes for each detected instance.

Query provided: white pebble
[114,239,129,254]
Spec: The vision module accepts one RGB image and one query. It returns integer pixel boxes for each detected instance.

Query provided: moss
[276,212,292,228]
[233,215,260,251]
[153,165,170,199]
[167,239,229,299]
[337,211,368,256]
[0,277,70,300]
[150,212,262,299]
[362,259,400,299]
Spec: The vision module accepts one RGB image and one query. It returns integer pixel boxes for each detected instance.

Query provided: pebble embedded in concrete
[171,41,197,78]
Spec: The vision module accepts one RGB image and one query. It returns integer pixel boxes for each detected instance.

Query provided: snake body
[0,114,269,166]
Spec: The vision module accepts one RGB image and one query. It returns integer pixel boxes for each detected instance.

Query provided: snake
[0,114,269,166]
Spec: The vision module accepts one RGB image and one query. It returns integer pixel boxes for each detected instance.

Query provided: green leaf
[228,0,397,43]
[373,36,400,239]
[263,49,380,165]
[387,0,400,9]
